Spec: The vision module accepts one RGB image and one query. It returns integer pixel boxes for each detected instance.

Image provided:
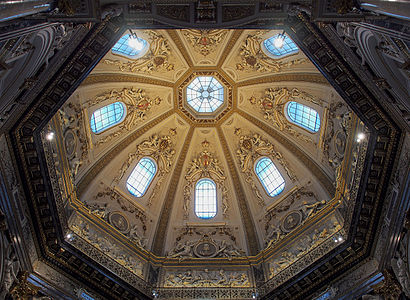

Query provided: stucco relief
[235,131,296,206]
[268,220,343,278]
[248,87,323,145]
[71,218,145,278]
[86,87,162,148]
[88,184,148,249]
[236,33,308,73]
[183,140,229,219]
[164,269,250,287]
[104,30,175,73]
[264,186,327,249]
[59,103,89,180]
[322,100,352,172]
[167,226,245,261]
[181,29,228,57]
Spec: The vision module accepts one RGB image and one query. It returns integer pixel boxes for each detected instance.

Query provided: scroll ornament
[104,30,175,73]
[236,132,296,206]
[183,141,229,219]
[249,87,323,145]
[236,33,307,73]
[87,87,162,147]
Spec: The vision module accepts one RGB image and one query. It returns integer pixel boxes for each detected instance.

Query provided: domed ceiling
[41,29,368,298]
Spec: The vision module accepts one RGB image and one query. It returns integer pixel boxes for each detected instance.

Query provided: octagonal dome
[31,28,377,299]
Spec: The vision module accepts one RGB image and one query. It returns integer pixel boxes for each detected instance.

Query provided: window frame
[90,101,126,134]
[186,76,225,113]
[285,101,321,133]
[254,157,286,198]
[111,34,149,60]
[194,178,218,219]
[126,157,157,198]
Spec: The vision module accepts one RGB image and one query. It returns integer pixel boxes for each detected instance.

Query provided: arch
[90,102,125,133]
[126,157,157,197]
[263,34,299,58]
[286,101,320,133]
[195,178,217,219]
[111,34,149,59]
[255,157,285,197]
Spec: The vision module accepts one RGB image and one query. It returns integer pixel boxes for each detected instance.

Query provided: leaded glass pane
[90,102,125,133]
[126,157,156,197]
[195,179,217,219]
[112,34,148,58]
[287,101,320,132]
[255,157,285,197]
[187,76,224,113]
[263,34,299,57]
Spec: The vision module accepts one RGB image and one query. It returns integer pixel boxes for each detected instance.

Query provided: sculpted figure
[0,250,19,299]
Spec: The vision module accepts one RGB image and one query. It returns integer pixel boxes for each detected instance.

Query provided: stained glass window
[126,157,156,197]
[287,101,320,132]
[263,34,299,57]
[90,102,125,133]
[112,34,148,59]
[186,76,224,113]
[255,157,285,197]
[195,179,217,219]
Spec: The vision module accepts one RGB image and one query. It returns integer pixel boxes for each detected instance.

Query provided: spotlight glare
[46,132,55,141]
[338,236,343,242]
[128,36,144,51]
[274,36,284,48]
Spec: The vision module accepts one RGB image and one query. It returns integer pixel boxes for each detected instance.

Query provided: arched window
[287,101,321,132]
[126,157,156,197]
[255,157,285,197]
[90,102,125,133]
[112,34,148,59]
[195,179,217,219]
[263,34,298,58]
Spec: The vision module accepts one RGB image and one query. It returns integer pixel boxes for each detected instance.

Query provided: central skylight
[186,76,224,113]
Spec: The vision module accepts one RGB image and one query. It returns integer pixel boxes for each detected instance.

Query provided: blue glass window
[186,76,224,113]
[255,158,285,197]
[263,34,299,57]
[287,101,320,132]
[90,102,125,133]
[79,292,95,300]
[112,34,148,58]
[126,157,156,197]
[195,179,217,219]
